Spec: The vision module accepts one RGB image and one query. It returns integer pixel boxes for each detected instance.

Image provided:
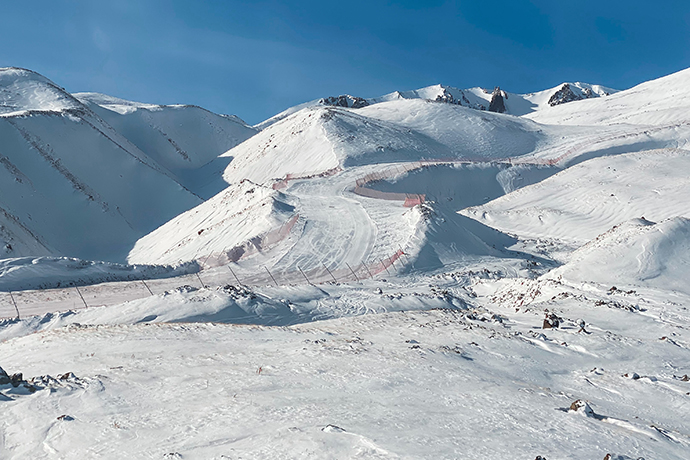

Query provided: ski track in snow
[4,66,690,459]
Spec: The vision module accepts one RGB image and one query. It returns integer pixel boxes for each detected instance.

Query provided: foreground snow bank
[1,300,687,459]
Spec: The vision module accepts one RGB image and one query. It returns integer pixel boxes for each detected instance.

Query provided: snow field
[4,65,690,459]
[1,274,689,459]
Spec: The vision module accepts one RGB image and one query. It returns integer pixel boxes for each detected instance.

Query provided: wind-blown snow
[547,216,690,296]
[128,181,296,266]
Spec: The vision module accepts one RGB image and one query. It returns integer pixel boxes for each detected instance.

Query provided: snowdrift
[0,257,198,292]
[546,217,690,296]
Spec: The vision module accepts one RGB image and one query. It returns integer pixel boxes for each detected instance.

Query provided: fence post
[196,272,206,289]
[264,266,279,287]
[389,255,397,271]
[74,285,88,308]
[228,266,244,287]
[298,265,312,285]
[322,263,338,283]
[141,280,154,296]
[363,263,374,280]
[399,247,410,264]
[345,262,359,282]
[8,291,19,319]
[380,258,391,275]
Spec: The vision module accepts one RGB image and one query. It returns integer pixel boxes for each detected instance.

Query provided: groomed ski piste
[2,66,690,459]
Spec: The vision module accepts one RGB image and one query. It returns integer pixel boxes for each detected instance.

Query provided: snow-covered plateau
[1,66,690,459]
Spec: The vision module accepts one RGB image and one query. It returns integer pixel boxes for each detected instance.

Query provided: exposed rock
[322,424,346,433]
[10,373,23,387]
[488,87,506,113]
[434,89,455,104]
[319,95,369,109]
[569,399,595,417]
[0,366,9,385]
[542,310,561,329]
[547,83,598,107]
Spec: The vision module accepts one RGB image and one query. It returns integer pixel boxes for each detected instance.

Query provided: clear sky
[2,0,690,125]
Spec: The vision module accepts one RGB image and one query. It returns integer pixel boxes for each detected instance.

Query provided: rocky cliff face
[488,87,507,113]
[319,95,369,108]
[548,83,601,107]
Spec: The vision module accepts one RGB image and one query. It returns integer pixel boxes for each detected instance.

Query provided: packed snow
[2,65,690,459]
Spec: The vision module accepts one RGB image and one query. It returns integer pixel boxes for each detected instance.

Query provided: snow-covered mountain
[5,65,690,460]
[75,92,256,197]
[256,81,616,129]
[369,81,616,115]
[526,66,690,126]
[0,67,252,262]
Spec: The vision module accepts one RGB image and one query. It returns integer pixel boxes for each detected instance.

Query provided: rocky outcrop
[547,83,600,107]
[319,95,369,109]
[488,87,507,113]
[435,88,486,110]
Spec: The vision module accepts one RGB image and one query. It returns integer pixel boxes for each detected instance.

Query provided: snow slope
[220,100,578,187]
[546,217,690,296]
[128,181,296,266]
[0,67,202,262]
[527,67,690,126]
[463,149,690,244]
[4,65,690,460]
[1,273,689,459]
[76,93,256,197]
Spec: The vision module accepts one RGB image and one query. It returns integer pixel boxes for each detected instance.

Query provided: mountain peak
[0,67,82,116]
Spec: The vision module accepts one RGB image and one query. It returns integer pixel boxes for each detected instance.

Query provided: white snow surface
[527,67,690,126]
[547,216,690,296]
[128,181,296,266]
[257,80,617,129]
[76,92,256,197]
[463,149,690,244]
[5,66,690,459]
[0,257,197,292]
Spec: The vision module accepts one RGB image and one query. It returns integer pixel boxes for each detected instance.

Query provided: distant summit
[258,80,618,129]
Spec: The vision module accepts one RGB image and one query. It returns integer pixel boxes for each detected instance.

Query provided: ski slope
[463,149,690,244]
[4,65,690,460]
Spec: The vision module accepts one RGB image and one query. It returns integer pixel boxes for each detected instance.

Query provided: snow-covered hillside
[76,93,256,197]
[0,68,202,262]
[527,67,690,126]
[462,149,690,244]
[4,65,690,459]
[257,80,617,130]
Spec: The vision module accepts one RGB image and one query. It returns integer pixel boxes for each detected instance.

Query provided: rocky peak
[547,83,603,107]
[488,87,507,113]
[319,95,369,109]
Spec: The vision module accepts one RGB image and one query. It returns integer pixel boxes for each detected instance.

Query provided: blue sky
[2,0,690,124]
